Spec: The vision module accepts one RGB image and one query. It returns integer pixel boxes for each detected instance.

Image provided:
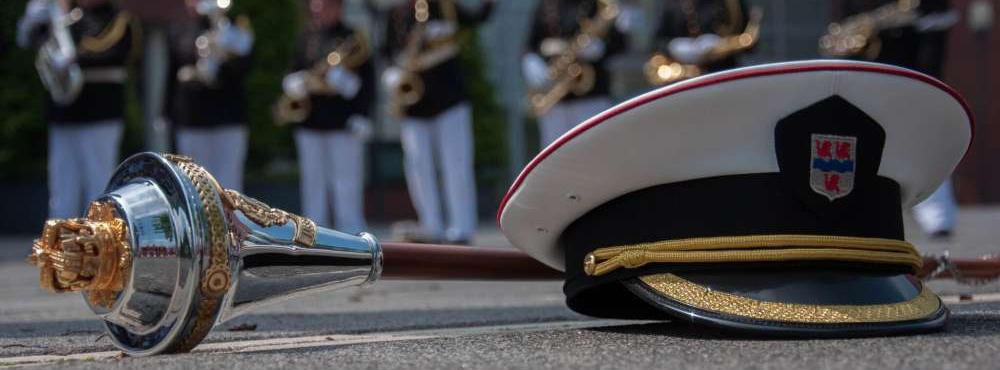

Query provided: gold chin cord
[583,234,923,277]
[818,0,920,59]
[27,201,131,309]
[644,6,763,86]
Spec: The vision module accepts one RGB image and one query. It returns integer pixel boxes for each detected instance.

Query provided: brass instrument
[35,0,84,106]
[177,0,237,86]
[387,11,428,117]
[818,0,920,59]
[527,0,620,118]
[644,6,763,86]
[274,34,369,125]
[385,0,460,117]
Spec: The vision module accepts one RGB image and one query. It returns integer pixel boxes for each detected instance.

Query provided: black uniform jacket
[24,3,138,124]
[840,0,952,78]
[167,14,253,128]
[655,0,749,74]
[384,0,492,119]
[292,23,376,131]
[527,0,627,103]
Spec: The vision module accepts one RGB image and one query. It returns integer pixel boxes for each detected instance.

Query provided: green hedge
[232,0,301,175]
[0,0,48,178]
[0,1,506,191]
[458,28,507,188]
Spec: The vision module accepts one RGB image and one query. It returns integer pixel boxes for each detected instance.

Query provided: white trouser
[913,179,957,234]
[400,103,477,241]
[48,120,123,218]
[176,125,248,192]
[294,128,367,234]
[539,97,613,146]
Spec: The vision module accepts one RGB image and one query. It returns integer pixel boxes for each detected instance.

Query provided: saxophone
[527,0,619,118]
[275,33,370,125]
[644,6,763,86]
[35,0,84,106]
[818,0,920,59]
[385,0,460,117]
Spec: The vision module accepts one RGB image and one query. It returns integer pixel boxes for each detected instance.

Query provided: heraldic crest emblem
[810,134,856,200]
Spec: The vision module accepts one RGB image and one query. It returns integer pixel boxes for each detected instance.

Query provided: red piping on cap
[497,62,976,228]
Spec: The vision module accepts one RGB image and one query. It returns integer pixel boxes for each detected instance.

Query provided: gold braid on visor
[583,234,922,277]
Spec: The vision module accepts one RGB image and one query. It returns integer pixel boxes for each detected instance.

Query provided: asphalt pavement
[1,207,999,369]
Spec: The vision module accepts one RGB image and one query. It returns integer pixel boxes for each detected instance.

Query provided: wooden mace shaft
[918,257,1000,280]
[380,243,563,280]
[379,243,1000,282]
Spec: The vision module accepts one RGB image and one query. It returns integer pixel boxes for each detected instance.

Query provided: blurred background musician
[382,0,493,244]
[278,0,375,233]
[823,0,958,238]
[16,0,138,218]
[645,0,759,87]
[167,0,254,192]
[523,0,627,146]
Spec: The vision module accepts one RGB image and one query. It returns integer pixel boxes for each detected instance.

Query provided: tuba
[818,0,920,59]
[35,0,84,106]
[385,0,461,117]
[274,33,370,125]
[644,6,763,86]
[527,0,619,118]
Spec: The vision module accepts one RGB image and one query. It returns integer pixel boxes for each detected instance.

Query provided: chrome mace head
[26,153,382,356]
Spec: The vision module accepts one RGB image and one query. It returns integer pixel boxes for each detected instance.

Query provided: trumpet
[274,34,370,125]
[644,6,763,86]
[818,0,920,59]
[527,0,619,118]
[35,0,84,106]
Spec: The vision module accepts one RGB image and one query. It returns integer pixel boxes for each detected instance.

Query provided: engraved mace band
[26,152,382,356]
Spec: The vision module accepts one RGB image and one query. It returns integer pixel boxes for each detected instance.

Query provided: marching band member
[382,0,493,244]
[523,0,628,146]
[828,0,958,238]
[645,0,759,86]
[168,0,254,192]
[278,0,375,233]
[17,0,138,218]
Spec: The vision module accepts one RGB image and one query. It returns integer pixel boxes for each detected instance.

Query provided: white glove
[348,115,374,141]
[16,0,50,48]
[196,57,220,82]
[24,0,48,24]
[381,66,403,90]
[282,71,309,99]
[325,65,361,99]
[576,38,606,62]
[916,10,959,32]
[195,0,219,16]
[615,5,643,33]
[49,52,75,72]
[521,53,549,89]
[424,20,457,41]
[667,34,720,64]
[217,24,254,56]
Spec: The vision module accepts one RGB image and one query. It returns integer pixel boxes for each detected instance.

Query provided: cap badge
[810,134,856,200]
